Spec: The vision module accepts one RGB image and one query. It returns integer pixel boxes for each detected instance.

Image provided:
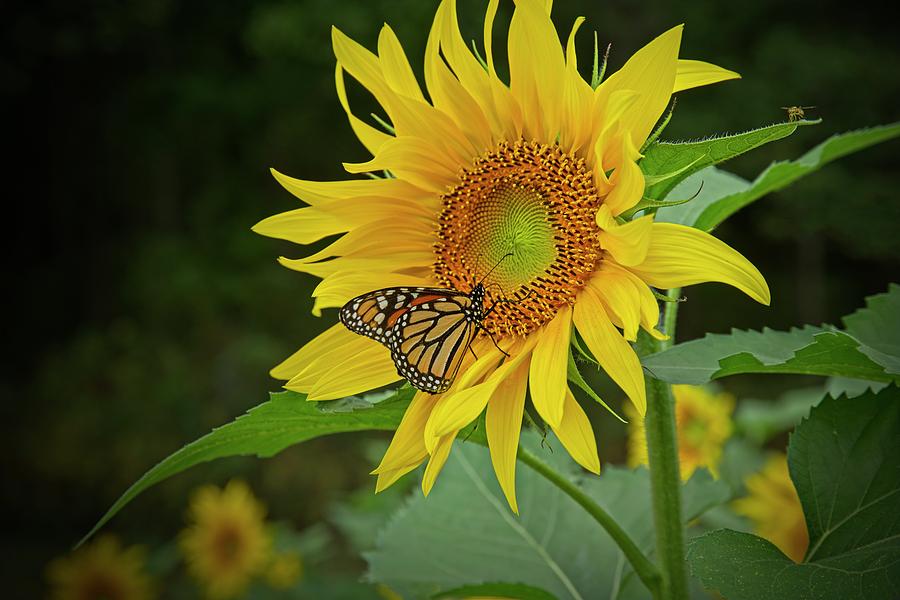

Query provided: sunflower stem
[517,445,663,597]
[642,287,689,600]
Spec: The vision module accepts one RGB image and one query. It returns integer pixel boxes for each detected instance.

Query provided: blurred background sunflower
[46,536,154,600]
[179,480,272,598]
[627,385,735,479]
[3,0,898,596]
[733,453,809,563]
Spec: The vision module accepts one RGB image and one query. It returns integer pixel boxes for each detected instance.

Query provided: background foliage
[3,0,898,595]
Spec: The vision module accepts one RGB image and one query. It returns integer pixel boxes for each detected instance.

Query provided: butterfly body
[340,285,486,393]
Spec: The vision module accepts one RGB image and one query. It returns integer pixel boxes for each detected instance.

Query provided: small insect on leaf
[781,105,816,122]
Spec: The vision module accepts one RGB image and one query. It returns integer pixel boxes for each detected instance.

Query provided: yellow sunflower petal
[283,333,401,400]
[270,323,347,380]
[332,26,394,113]
[310,270,426,316]
[424,346,507,444]
[335,26,474,165]
[304,345,402,401]
[440,0,521,140]
[427,336,537,440]
[253,206,347,245]
[602,134,646,217]
[372,392,440,477]
[561,17,594,154]
[529,305,572,428]
[343,136,460,192]
[481,1,526,140]
[377,25,425,101]
[424,13,493,153]
[283,329,373,388]
[674,59,740,93]
[254,194,432,246]
[591,89,639,183]
[486,359,529,514]
[278,252,434,280]
[597,25,682,147]
[629,223,771,305]
[389,96,478,165]
[573,286,647,415]
[335,63,392,155]
[420,340,502,453]
[597,261,666,339]
[587,267,642,342]
[375,464,424,493]
[483,0,500,77]
[508,0,565,142]
[423,431,457,496]
[296,219,431,265]
[551,388,601,474]
[268,169,425,206]
[596,204,653,266]
[455,343,506,390]
[438,0,491,104]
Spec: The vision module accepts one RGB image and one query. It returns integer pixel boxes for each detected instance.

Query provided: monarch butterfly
[339,257,514,394]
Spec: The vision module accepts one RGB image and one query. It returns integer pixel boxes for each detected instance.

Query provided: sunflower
[626,385,734,479]
[179,480,272,599]
[733,454,809,563]
[255,0,769,512]
[46,535,154,600]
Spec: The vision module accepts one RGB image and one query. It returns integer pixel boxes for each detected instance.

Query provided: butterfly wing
[340,287,476,393]
[389,295,476,393]
[340,287,449,345]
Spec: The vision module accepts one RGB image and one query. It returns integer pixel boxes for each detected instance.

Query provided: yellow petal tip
[544,413,563,430]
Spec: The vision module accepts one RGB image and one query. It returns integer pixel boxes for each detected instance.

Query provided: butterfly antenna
[477,252,514,287]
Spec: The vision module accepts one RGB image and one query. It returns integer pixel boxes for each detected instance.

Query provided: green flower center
[434,140,601,336]
[469,182,556,292]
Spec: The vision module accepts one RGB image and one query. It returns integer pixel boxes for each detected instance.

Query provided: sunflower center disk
[434,140,601,336]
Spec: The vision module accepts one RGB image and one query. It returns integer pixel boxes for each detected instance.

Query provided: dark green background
[3,0,898,595]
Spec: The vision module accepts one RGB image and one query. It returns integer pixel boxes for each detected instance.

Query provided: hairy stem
[517,445,663,597]
[643,287,689,600]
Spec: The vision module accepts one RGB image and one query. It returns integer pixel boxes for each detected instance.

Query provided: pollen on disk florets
[434,140,601,336]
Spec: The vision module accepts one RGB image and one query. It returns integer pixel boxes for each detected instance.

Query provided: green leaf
[367,437,728,600]
[843,282,900,376]
[654,166,749,226]
[688,386,900,600]
[641,285,900,385]
[640,120,819,201]
[642,326,894,385]
[790,387,900,564]
[433,582,559,600]
[329,473,413,554]
[656,122,900,230]
[824,376,888,399]
[82,388,413,546]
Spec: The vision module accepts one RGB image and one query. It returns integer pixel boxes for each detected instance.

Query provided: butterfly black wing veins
[339,285,486,393]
